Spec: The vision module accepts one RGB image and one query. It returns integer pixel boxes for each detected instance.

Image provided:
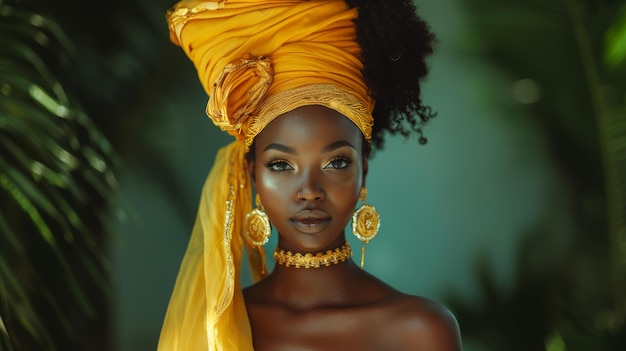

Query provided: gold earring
[352,187,380,269]
[245,194,271,247]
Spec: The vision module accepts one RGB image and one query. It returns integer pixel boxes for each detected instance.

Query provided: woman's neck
[264,246,363,312]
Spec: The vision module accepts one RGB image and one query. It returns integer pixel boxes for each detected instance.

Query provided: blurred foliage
[0,0,125,349]
[0,0,189,349]
[449,0,626,350]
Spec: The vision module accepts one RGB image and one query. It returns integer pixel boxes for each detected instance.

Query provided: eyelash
[265,160,293,172]
[264,156,353,173]
[325,156,352,170]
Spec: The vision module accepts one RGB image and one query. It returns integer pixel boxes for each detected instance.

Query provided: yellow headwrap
[158,1,375,350]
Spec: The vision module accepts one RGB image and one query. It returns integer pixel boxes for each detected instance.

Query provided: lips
[290,209,331,233]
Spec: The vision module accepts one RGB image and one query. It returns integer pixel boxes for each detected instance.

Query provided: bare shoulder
[379,293,463,351]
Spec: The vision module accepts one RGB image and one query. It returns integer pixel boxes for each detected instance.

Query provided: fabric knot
[206,55,273,136]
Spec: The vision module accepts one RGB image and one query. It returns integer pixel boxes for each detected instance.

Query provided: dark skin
[244,105,462,351]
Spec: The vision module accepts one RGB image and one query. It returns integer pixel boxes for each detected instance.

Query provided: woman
[159,0,462,350]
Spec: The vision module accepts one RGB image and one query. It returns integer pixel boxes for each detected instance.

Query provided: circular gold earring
[245,194,271,247]
[352,187,380,269]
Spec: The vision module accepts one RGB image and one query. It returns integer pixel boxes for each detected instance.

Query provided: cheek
[337,182,361,208]
[329,170,363,210]
[254,166,289,216]
[256,169,280,193]
[341,163,364,195]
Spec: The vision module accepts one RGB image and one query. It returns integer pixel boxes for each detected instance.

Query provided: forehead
[255,105,363,149]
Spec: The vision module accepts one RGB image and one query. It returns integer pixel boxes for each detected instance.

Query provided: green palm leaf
[0,1,119,350]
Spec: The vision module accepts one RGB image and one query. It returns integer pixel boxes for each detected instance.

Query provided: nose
[297,169,325,202]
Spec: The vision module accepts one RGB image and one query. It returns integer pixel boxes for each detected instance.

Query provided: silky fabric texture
[157,141,256,351]
[159,1,374,350]
[166,0,374,147]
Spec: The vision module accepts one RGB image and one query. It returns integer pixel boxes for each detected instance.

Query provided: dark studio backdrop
[0,0,624,350]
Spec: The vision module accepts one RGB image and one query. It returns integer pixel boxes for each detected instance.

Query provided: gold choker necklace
[274,243,352,268]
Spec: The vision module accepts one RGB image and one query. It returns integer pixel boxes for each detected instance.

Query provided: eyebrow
[322,140,356,153]
[262,140,356,154]
[263,143,297,155]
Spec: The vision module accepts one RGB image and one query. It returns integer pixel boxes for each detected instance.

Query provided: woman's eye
[265,160,293,172]
[325,157,352,169]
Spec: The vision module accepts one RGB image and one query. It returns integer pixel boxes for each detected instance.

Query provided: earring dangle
[352,187,380,269]
[245,194,272,247]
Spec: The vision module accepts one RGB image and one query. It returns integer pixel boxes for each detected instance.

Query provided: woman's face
[250,105,367,252]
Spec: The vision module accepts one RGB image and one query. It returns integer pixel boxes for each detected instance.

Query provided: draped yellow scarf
[158,1,374,350]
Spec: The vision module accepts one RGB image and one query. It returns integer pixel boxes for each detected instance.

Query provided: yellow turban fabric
[158,1,375,350]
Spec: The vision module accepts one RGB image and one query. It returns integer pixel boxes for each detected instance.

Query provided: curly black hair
[345,0,437,151]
